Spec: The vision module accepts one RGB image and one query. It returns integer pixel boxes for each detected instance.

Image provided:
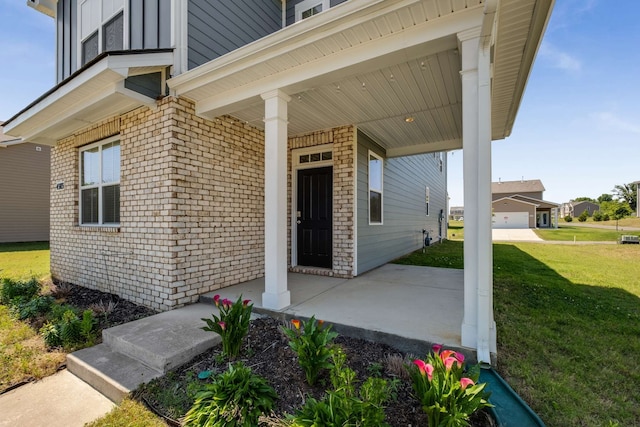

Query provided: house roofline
[3,49,174,129]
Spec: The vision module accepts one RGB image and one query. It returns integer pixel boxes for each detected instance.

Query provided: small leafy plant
[291,347,394,426]
[201,295,253,358]
[0,278,41,305]
[182,362,277,427]
[40,308,96,349]
[408,344,492,427]
[282,316,338,385]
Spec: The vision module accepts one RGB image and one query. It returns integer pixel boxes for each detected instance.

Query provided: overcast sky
[1,0,638,208]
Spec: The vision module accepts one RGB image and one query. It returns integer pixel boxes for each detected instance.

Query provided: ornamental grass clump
[408,344,492,427]
[282,316,338,385]
[182,362,277,427]
[201,295,252,359]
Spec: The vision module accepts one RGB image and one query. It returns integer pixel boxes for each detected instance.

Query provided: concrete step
[102,303,222,372]
[68,303,223,403]
[67,344,162,403]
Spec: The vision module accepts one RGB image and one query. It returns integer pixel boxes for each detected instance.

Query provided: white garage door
[493,212,529,229]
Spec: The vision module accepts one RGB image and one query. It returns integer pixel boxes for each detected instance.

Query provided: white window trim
[77,0,129,68]
[291,144,334,267]
[295,0,330,22]
[79,135,121,227]
[368,150,383,225]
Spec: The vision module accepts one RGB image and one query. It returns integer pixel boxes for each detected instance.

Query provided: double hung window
[80,0,125,65]
[80,136,120,226]
[295,0,329,21]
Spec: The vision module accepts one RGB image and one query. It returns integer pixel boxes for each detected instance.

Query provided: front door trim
[291,144,333,267]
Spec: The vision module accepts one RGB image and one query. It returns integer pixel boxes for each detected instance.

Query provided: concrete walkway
[0,370,114,427]
[492,228,542,241]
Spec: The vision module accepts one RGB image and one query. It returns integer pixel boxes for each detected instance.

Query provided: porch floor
[200,263,464,356]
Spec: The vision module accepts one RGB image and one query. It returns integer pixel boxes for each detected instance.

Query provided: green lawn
[0,242,50,281]
[535,225,640,242]
[448,220,465,240]
[395,241,640,426]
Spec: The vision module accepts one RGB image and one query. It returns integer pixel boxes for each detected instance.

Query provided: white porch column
[459,28,496,363]
[261,89,291,310]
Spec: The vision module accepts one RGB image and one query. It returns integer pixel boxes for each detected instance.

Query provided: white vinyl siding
[79,136,120,226]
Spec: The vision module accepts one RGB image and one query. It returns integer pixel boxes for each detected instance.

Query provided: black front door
[297,167,332,268]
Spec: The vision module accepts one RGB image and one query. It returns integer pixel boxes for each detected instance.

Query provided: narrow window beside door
[369,151,383,224]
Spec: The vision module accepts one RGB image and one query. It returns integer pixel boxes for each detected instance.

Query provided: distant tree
[612,183,637,211]
[574,196,596,203]
[597,194,613,203]
[592,211,603,222]
[600,200,632,220]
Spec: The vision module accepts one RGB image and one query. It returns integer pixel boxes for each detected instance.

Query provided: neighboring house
[491,179,559,229]
[560,201,600,218]
[0,123,50,243]
[4,0,554,362]
[450,206,464,221]
[633,181,640,217]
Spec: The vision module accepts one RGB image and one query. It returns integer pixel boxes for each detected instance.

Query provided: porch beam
[261,89,291,310]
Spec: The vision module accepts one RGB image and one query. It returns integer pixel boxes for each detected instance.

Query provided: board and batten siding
[55,0,171,83]
[188,0,282,69]
[356,131,447,275]
[0,143,51,243]
[285,0,348,26]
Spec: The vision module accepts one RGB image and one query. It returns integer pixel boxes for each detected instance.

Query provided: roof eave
[3,50,174,145]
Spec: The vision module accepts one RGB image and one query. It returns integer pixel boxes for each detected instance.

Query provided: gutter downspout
[282,0,287,28]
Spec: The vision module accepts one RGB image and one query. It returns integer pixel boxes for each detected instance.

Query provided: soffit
[170,0,553,154]
[3,51,174,145]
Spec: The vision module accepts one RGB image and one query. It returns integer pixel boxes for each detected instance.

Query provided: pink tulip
[243,299,251,307]
[414,359,427,375]
[440,350,456,361]
[460,377,475,390]
[414,360,434,381]
[425,363,434,381]
[218,321,226,330]
[444,356,457,371]
[213,294,220,307]
[222,298,232,309]
[455,352,465,364]
[432,343,443,354]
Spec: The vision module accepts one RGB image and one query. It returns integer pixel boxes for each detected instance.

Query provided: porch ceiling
[169,0,553,157]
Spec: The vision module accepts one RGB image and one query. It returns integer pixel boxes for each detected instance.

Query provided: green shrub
[291,347,394,427]
[40,309,96,349]
[202,295,253,359]
[0,278,41,305]
[282,316,338,385]
[13,295,54,320]
[603,213,610,221]
[564,215,573,222]
[578,210,589,222]
[592,211,603,221]
[182,362,277,427]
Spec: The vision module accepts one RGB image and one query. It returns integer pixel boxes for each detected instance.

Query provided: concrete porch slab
[201,264,464,357]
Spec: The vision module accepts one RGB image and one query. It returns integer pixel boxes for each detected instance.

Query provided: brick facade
[51,96,357,310]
